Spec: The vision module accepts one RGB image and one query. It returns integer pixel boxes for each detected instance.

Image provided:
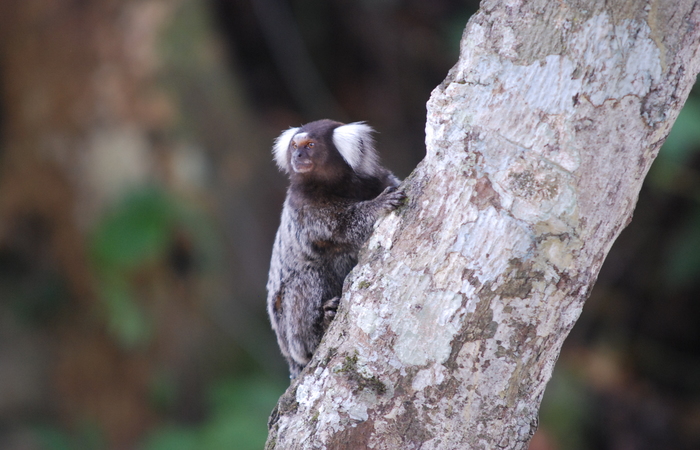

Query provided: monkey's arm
[332,186,406,246]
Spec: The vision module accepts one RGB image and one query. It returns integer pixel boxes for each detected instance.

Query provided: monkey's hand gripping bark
[320,186,405,327]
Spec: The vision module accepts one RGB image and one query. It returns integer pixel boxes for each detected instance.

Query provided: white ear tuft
[332,122,379,176]
[273,127,300,172]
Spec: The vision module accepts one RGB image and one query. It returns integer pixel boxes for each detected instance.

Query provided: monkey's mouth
[292,160,314,173]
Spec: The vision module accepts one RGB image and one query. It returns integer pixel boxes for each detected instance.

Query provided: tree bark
[266,1,700,449]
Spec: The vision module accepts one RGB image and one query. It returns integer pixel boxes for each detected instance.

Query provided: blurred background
[0,1,697,449]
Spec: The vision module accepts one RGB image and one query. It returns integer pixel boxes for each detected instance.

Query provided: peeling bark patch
[354,301,381,338]
[369,211,402,250]
[539,234,576,271]
[453,208,534,283]
[504,359,526,408]
[496,258,544,299]
[461,286,498,344]
[392,288,464,367]
[412,363,448,391]
[296,374,324,410]
[471,176,502,210]
[509,323,538,355]
[392,401,434,448]
[327,419,375,450]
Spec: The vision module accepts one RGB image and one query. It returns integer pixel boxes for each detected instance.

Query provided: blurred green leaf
[89,187,178,348]
[659,95,700,165]
[161,0,212,71]
[72,421,106,450]
[648,94,700,197]
[33,426,73,450]
[141,425,199,450]
[100,277,152,349]
[87,180,220,349]
[646,158,678,190]
[202,378,283,450]
[207,378,283,416]
[200,413,265,450]
[664,210,700,288]
[150,371,180,413]
[33,421,106,450]
[91,187,176,271]
[538,368,591,450]
[141,377,285,450]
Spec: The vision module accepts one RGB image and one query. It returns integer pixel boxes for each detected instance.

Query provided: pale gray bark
[266,1,700,449]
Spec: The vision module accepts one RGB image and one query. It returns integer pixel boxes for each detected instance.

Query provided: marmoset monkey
[267,119,404,378]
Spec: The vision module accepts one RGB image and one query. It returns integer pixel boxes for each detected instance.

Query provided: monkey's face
[290,132,319,174]
[274,119,375,182]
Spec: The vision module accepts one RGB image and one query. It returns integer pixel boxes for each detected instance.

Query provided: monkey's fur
[267,119,404,378]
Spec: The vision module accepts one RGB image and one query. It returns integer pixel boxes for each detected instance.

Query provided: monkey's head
[273,119,380,181]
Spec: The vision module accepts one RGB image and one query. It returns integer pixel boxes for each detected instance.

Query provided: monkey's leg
[322,296,339,330]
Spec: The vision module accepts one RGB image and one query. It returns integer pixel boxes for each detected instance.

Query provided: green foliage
[97,275,153,349]
[142,377,285,450]
[89,186,218,349]
[89,188,176,348]
[91,188,177,272]
[538,368,592,450]
[150,371,180,413]
[648,95,700,193]
[142,426,200,450]
[33,426,73,450]
[648,92,700,288]
[664,210,700,288]
[657,95,700,165]
[33,422,106,450]
[92,189,174,269]
[160,0,213,72]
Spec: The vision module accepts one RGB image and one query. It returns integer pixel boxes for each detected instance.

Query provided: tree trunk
[266,1,700,449]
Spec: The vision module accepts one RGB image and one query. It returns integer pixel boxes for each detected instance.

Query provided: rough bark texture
[266,1,700,449]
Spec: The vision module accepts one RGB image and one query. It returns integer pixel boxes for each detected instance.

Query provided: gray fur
[266,119,404,378]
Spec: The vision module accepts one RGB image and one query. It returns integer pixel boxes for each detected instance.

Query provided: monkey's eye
[307,142,315,148]
[291,142,298,149]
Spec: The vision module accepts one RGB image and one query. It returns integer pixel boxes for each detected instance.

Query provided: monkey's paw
[377,186,407,211]
[322,296,340,330]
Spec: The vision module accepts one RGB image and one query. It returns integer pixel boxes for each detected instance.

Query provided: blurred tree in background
[0,0,697,449]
